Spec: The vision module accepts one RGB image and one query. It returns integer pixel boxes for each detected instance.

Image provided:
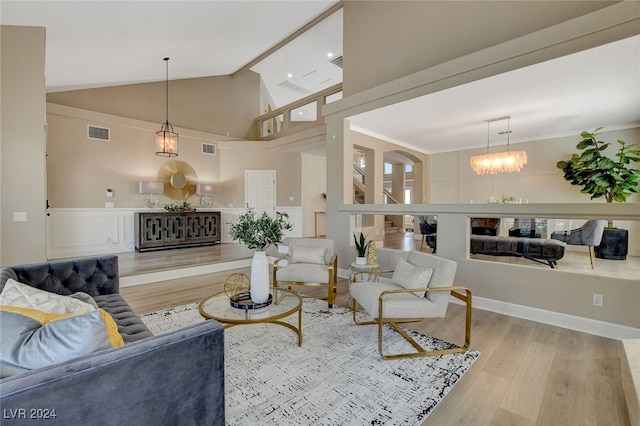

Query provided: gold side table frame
[198,287,303,346]
[349,262,381,284]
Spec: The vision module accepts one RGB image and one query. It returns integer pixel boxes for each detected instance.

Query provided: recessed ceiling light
[327,52,334,58]
[287,73,293,78]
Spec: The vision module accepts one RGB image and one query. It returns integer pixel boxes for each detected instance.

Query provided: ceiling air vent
[278,80,312,95]
[87,125,110,141]
[329,55,343,69]
[202,143,217,155]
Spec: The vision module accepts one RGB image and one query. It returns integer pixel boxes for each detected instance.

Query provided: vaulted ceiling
[2,1,638,157]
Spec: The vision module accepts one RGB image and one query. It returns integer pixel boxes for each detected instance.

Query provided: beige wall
[0,26,47,265]
[217,141,301,209]
[342,1,616,96]
[46,104,301,210]
[431,127,640,205]
[47,71,261,139]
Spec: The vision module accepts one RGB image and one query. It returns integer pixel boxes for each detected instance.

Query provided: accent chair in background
[550,219,607,268]
[273,238,338,308]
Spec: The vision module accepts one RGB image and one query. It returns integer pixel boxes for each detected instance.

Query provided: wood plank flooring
[120,234,630,425]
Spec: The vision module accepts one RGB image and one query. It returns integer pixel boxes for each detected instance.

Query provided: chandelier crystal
[470,116,527,175]
[155,57,179,157]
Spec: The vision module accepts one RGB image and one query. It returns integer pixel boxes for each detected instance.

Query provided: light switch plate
[13,212,27,222]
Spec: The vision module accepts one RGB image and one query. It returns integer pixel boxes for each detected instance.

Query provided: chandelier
[156,57,179,157]
[470,116,527,175]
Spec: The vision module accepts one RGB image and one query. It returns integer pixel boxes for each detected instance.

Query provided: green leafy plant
[353,232,371,257]
[164,201,194,212]
[557,128,640,203]
[229,206,292,251]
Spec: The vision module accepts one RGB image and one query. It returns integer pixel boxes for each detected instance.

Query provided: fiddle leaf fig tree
[556,128,640,206]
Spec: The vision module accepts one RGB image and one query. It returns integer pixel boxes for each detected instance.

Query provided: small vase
[250,251,270,303]
[356,256,367,265]
[367,241,378,265]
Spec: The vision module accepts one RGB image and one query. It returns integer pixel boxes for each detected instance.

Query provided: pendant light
[155,57,179,157]
[470,116,527,175]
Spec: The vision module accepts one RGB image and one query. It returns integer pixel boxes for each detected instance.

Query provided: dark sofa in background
[0,256,225,425]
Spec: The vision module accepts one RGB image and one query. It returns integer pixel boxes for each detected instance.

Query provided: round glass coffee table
[198,287,303,346]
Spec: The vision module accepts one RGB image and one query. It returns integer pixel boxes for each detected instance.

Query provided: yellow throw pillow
[98,308,124,347]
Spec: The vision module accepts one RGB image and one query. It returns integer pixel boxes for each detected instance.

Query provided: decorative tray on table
[229,292,273,310]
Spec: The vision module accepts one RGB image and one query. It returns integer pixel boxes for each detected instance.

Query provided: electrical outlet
[593,293,603,307]
[106,237,112,244]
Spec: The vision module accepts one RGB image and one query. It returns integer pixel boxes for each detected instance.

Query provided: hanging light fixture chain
[164,57,170,125]
[507,116,511,150]
[486,120,490,153]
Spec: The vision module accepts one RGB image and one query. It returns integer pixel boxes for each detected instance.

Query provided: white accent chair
[273,238,338,308]
[350,250,472,360]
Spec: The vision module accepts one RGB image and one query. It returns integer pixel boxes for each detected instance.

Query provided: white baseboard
[469,295,640,341]
[337,268,640,341]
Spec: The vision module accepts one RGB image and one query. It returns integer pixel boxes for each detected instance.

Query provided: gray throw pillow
[0,309,114,378]
[70,292,99,309]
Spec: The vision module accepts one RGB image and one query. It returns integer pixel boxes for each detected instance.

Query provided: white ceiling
[2,1,638,156]
[349,34,640,155]
[0,0,338,95]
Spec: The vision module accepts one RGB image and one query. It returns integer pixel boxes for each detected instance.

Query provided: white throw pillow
[0,278,96,314]
[391,257,434,297]
[290,246,327,265]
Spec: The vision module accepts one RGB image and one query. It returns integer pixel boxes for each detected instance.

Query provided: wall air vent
[87,125,110,141]
[329,55,343,69]
[278,80,312,95]
[202,143,217,155]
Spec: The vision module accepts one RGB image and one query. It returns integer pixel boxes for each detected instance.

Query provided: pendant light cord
[486,121,490,153]
[507,116,511,150]
[163,57,170,124]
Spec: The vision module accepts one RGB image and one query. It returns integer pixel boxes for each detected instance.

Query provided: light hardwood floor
[120,234,630,425]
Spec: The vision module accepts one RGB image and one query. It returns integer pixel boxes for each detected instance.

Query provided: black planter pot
[594,228,628,260]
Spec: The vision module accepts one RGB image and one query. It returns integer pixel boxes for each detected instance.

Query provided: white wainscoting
[47,207,303,259]
[46,208,137,259]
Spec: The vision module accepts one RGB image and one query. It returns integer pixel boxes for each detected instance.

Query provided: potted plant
[353,232,371,265]
[164,201,196,213]
[556,128,640,259]
[229,207,292,303]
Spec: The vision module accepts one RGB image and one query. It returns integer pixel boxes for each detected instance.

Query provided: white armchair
[273,238,338,308]
[350,250,472,360]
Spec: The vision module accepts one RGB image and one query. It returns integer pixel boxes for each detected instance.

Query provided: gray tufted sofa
[0,255,151,343]
[0,255,225,425]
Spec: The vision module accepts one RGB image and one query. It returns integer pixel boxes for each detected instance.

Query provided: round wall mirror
[170,172,187,189]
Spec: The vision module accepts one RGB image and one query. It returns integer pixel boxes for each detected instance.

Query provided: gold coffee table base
[198,287,303,346]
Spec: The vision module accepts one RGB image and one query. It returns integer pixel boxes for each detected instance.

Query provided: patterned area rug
[141,298,479,425]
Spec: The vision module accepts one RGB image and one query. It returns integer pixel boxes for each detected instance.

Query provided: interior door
[245,170,276,217]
